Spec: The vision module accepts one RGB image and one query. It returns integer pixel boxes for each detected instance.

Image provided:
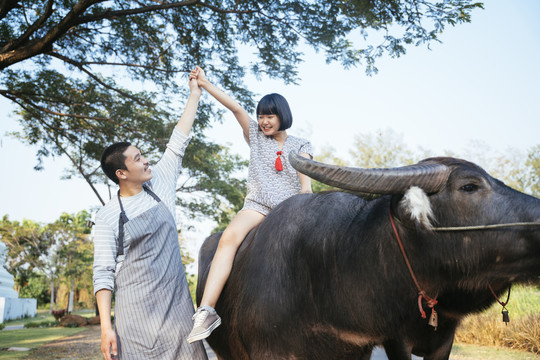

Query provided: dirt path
[25,325,102,360]
[21,325,394,360]
[19,325,401,360]
[24,325,217,360]
[20,327,539,360]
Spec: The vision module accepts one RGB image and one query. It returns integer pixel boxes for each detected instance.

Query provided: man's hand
[100,328,118,360]
[96,290,116,360]
[189,77,202,98]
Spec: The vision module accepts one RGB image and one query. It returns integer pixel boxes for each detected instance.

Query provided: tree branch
[0,89,145,134]
[0,0,103,69]
[1,0,55,53]
[239,14,264,54]
[47,52,155,107]
[2,90,109,121]
[75,0,261,26]
[0,0,19,21]
[198,1,261,15]
[79,60,186,73]
[3,92,106,205]
[76,0,201,24]
[0,0,261,70]
[45,132,106,206]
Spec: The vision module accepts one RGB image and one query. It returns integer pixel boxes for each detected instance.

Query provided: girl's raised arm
[190,66,251,140]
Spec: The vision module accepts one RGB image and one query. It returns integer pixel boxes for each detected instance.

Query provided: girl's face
[258,113,281,136]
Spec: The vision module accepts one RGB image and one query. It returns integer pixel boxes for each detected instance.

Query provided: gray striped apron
[114,187,208,360]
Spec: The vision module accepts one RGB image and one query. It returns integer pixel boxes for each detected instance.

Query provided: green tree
[349,128,420,168]
[310,131,538,202]
[525,145,540,197]
[0,216,53,293]
[458,140,538,196]
[19,273,50,305]
[312,146,350,193]
[51,211,93,312]
[0,212,96,311]
[0,0,483,226]
[485,150,529,193]
[312,129,432,193]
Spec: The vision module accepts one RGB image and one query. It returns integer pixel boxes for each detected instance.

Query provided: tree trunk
[49,274,55,313]
[68,277,75,313]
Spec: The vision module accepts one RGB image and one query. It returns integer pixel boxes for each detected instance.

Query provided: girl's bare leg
[188,209,265,343]
[200,209,265,307]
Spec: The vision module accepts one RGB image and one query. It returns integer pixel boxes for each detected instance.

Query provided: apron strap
[143,185,162,203]
[117,190,129,256]
[116,185,162,256]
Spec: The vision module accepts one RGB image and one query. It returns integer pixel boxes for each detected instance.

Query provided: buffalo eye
[460,184,478,193]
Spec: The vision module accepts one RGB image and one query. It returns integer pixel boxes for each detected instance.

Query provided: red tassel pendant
[275,151,283,171]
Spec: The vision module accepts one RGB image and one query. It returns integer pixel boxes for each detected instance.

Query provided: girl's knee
[218,210,263,248]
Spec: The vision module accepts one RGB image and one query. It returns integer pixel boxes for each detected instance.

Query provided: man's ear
[116,169,127,181]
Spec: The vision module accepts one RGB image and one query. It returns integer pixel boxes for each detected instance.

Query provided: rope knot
[417,291,438,318]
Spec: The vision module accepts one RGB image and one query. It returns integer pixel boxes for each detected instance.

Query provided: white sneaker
[187,306,221,343]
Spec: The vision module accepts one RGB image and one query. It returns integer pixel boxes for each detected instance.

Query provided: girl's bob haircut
[256,93,293,131]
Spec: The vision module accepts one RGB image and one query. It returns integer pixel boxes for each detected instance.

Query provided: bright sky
[1,0,539,267]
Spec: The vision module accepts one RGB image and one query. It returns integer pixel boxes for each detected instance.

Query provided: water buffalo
[196,155,540,360]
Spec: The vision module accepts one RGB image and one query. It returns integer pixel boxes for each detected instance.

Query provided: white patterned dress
[242,119,313,215]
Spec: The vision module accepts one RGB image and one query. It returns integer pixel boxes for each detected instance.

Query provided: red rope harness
[489,284,511,307]
[389,207,438,327]
[489,284,512,324]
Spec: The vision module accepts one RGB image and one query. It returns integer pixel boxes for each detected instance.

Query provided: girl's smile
[258,114,280,136]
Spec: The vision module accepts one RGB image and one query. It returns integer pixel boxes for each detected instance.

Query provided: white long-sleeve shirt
[92,128,190,294]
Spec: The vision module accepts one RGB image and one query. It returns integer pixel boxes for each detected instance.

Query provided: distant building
[0,241,36,323]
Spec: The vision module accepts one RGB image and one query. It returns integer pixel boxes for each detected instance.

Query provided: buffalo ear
[399,186,435,230]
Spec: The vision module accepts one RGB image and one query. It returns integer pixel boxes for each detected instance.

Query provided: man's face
[117,145,153,185]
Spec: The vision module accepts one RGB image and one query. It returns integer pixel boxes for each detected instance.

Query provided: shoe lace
[193,309,209,327]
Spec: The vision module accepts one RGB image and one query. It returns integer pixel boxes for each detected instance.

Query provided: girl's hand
[189,66,208,88]
[189,67,198,80]
[188,66,250,136]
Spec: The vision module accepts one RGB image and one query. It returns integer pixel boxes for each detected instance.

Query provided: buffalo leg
[383,339,412,360]
[423,335,454,360]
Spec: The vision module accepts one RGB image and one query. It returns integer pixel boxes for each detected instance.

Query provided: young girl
[187,66,313,343]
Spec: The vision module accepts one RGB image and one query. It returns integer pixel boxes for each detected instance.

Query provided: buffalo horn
[289,152,450,194]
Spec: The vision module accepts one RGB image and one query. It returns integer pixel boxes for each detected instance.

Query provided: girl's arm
[190,66,251,140]
[297,152,313,193]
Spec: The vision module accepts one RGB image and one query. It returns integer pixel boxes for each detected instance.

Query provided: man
[93,78,207,360]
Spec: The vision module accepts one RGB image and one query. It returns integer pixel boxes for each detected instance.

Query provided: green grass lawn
[0,327,88,359]
[0,351,26,359]
[0,308,97,359]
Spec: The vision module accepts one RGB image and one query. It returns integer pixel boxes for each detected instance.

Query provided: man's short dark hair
[256,93,293,131]
[100,142,131,184]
